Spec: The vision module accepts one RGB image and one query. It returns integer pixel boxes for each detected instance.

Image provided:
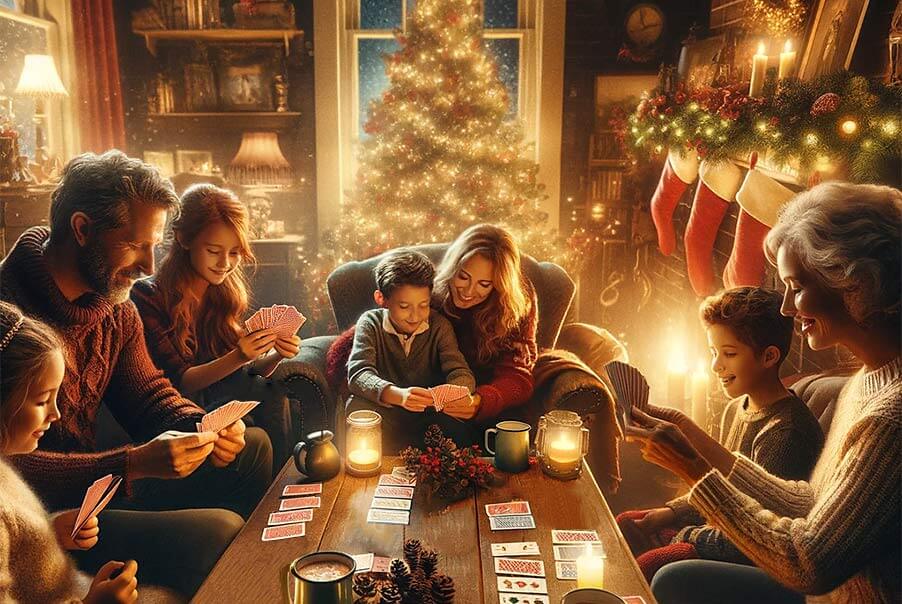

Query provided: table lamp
[228,131,293,187]
[14,54,69,162]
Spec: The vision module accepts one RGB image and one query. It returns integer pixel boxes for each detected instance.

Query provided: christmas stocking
[723,167,796,288]
[684,160,742,296]
[651,150,699,256]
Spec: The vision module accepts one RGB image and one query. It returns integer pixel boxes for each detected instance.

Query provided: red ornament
[810,93,841,117]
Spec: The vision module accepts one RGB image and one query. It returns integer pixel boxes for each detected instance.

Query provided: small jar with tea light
[534,410,589,480]
[345,409,382,477]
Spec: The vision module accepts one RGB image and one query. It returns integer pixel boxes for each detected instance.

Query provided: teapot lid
[306,430,334,443]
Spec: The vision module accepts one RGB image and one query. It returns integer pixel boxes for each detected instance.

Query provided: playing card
[378,474,417,487]
[494,557,545,577]
[351,553,374,573]
[429,383,470,411]
[623,597,648,604]
[391,467,416,481]
[371,497,412,510]
[496,576,547,594]
[268,509,314,525]
[551,529,600,544]
[499,595,550,604]
[366,508,410,525]
[261,523,305,541]
[491,542,540,557]
[373,485,414,499]
[279,496,321,511]
[490,515,536,531]
[553,544,605,561]
[605,361,650,423]
[199,400,260,433]
[486,501,531,517]
[554,561,577,580]
[371,556,391,573]
[71,474,122,538]
[282,483,322,497]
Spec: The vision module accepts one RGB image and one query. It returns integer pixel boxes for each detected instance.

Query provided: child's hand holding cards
[245,304,306,338]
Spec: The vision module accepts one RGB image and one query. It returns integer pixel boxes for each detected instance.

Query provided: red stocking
[650,151,698,256]
[636,542,698,582]
[723,210,771,288]
[684,160,741,296]
[722,167,795,288]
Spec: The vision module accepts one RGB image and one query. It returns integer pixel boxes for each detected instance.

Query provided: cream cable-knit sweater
[689,357,901,603]
[0,457,89,603]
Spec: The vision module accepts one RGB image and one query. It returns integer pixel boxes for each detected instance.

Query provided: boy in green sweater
[346,250,476,452]
[618,287,823,581]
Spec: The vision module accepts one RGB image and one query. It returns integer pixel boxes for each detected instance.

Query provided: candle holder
[287,551,356,604]
[345,410,382,477]
[534,410,589,480]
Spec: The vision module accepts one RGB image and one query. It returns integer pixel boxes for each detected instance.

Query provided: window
[314,0,564,231]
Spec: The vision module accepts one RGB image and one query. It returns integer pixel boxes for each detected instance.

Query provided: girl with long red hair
[132,184,300,464]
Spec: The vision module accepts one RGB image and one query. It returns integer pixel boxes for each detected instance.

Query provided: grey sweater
[347,309,476,403]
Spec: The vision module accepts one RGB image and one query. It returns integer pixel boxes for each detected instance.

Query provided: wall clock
[625,3,665,48]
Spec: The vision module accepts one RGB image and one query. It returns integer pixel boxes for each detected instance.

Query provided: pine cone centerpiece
[352,539,454,603]
[400,424,494,500]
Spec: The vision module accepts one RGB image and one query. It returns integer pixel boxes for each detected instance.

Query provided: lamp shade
[228,132,293,187]
[15,54,69,98]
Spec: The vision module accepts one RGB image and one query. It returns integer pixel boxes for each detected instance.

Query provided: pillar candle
[778,40,797,79]
[749,42,768,97]
[576,545,604,589]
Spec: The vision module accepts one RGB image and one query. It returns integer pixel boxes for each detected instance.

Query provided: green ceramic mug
[484,420,531,473]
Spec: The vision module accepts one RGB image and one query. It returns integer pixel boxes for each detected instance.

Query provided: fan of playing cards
[244,304,306,338]
[71,474,122,539]
[196,400,260,433]
[429,384,470,411]
[604,360,650,422]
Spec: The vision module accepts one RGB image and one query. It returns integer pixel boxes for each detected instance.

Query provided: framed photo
[677,35,724,90]
[175,150,213,175]
[217,49,276,111]
[143,151,175,178]
[183,62,218,112]
[799,0,870,80]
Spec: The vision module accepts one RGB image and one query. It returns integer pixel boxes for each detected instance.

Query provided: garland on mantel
[627,71,901,183]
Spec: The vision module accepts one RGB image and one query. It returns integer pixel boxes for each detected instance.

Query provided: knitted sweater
[667,394,823,563]
[440,282,539,422]
[347,309,475,402]
[689,357,901,602]
[0,228,205,509]
[0,457,90,603]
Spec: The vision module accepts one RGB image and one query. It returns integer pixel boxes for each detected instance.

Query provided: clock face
[626,3,664,47]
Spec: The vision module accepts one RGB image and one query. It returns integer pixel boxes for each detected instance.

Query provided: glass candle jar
[345,410,382,476]
[535,410,589,480]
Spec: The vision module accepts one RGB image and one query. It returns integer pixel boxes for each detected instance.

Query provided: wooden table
[193,458,656,603]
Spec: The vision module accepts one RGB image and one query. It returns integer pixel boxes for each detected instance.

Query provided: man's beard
[77,239,138,304]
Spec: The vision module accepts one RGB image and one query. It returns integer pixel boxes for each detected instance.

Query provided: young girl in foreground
[0,301,138,602]
[132,184,300,464]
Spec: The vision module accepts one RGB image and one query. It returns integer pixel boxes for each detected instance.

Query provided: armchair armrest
[270,335,339,434]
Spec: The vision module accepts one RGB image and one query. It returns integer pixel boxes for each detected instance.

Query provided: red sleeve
[130,282,192,385]
[474,292,538,422]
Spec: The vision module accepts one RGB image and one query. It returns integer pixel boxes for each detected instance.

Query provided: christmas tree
[321,0,572,265]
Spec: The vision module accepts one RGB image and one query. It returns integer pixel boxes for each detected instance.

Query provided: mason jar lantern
[535,410,589,480]
[345,410,382,476]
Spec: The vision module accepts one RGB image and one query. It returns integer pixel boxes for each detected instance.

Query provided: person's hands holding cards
[53,509,100,551]
[236,327,279,362]
[399,386,433,412]
[209,418,247,467]
[84,559,138,604]
[127,431,217,480]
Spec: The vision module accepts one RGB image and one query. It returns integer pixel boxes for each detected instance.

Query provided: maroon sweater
[0,228,205,509]
[441,284,538,422]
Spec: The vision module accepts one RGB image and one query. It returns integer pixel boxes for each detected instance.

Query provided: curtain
[71,0,125,152]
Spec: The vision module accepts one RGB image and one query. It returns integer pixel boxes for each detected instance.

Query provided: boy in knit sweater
[346,250,476,452]
[618,287,823,580]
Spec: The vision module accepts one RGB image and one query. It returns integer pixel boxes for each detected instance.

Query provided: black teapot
[293,430,341,482]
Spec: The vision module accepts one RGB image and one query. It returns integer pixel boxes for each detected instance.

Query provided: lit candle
[576,543,605,588]
[690,361,709,429]
[547,437,581,472]
[778,40,796,79]
[749,42,768,97]
[667,345,688,414]
[348,440,380,472]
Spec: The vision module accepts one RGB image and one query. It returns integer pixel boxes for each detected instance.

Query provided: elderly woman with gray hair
[626,182,900,604]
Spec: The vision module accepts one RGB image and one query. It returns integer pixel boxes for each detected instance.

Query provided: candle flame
[757,41,766,55]
[585,543,593,557]
[667,340,688,374]
[783,40,793,53]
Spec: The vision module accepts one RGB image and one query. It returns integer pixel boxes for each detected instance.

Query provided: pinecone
[420,550,439,578]
[431,574,455,604]
[406,573,434,604]
[354,574,378,597]
[389,559,411,592]
[810,92,840,117]
[403,540,422,569]
[379,584,402,604]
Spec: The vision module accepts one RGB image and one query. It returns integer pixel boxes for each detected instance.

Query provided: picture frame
[183,62,218,112]
[175,149,213,175]
[799,0,870,80]
[217,49,277,111]
[677,35,724,90]
[143,151,175,178]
